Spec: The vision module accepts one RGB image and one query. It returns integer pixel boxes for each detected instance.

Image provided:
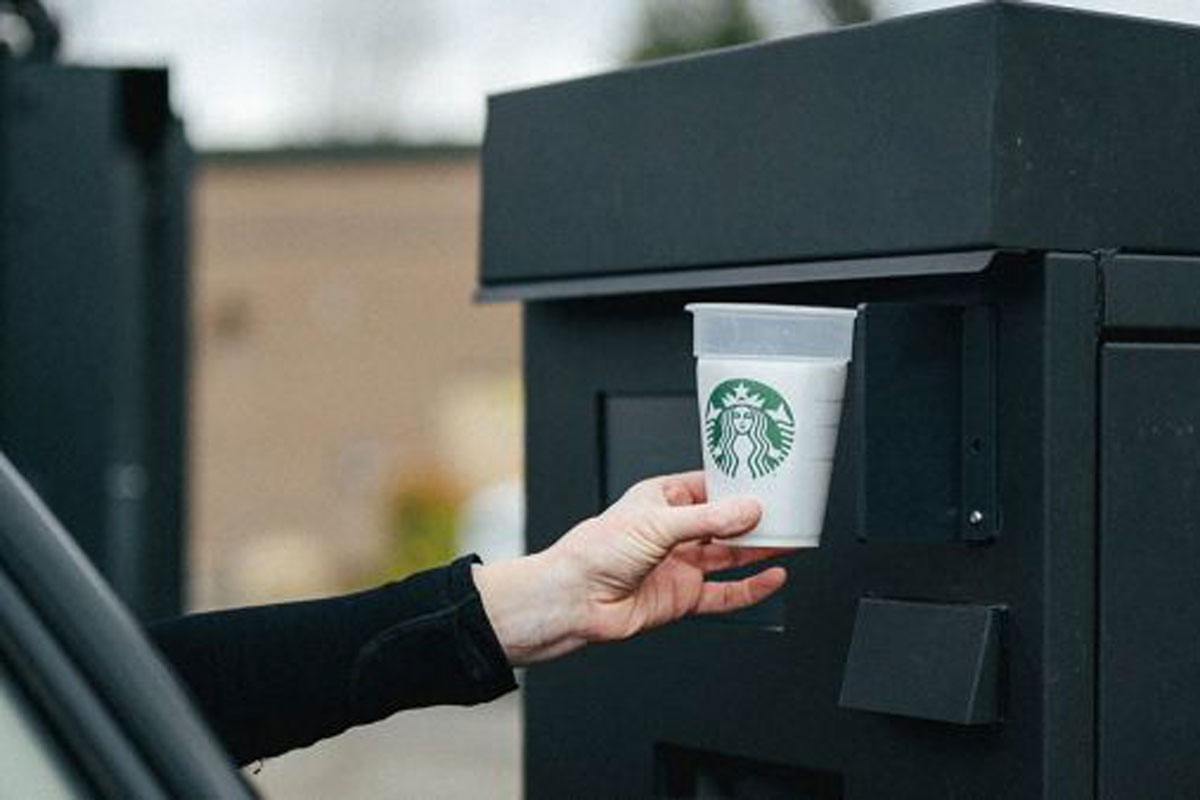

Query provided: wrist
[472,549,589,667]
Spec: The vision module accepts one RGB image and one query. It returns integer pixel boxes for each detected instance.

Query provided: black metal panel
[1038,253,1100,799]
[994,10,1200,256]
[0,64,123,569]
[483,3,1200,285]
[839,598,1004,725]
[1103,254,1200,332]
[602,395,700,504]
[854,303,997,543]
[1099,343,1200,799]
[0,64,189,620]
[855,304,961,541]
[130,81,191,622]
[483,3,999,282]
[656,745,844,799]
[523,259,1051,799]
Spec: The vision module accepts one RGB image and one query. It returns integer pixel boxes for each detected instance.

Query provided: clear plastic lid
[686,303,857,361]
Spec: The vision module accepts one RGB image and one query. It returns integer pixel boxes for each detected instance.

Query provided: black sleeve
[147,554,518,765]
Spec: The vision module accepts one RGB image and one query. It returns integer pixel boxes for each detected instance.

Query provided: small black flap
[839,597,1004,725]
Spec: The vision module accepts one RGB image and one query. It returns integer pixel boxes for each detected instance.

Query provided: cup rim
[685,302,857,319]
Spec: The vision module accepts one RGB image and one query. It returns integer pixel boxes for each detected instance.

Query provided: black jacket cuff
[348,554,519,725]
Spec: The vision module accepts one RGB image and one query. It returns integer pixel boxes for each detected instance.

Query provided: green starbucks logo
[704,379,795,479]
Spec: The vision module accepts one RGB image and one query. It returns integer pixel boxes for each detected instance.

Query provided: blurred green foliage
[628,0,763,63]
[815,0,876,25]
[627,1,877,66]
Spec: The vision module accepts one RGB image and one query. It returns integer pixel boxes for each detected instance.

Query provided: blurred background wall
[188,149,526,797]
[191,149,522,609]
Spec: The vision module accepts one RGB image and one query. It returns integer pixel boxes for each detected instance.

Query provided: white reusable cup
[687,303,858,548]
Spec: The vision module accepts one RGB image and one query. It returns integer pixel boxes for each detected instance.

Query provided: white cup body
[696,356,848,548]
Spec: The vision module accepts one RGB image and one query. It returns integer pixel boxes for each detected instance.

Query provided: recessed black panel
[1100,344,1200,799]
[656,744,843,800]
[1103,254,1200,332]
[602,394,701,503]
[854,303,998,542]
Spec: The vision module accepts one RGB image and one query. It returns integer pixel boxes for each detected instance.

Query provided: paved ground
[250,691,522,799]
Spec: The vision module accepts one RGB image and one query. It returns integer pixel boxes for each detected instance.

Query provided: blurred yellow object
[382,472,463,579]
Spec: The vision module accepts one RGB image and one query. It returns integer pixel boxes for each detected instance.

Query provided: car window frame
[0,453,254,800]
[0,568,166,799]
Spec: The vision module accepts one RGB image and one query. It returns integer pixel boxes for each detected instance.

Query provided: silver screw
[968,510,984,526]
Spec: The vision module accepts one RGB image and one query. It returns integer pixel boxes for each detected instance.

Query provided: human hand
[472,471,788,666]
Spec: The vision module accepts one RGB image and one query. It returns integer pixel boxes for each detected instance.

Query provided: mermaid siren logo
[704,379,795,479]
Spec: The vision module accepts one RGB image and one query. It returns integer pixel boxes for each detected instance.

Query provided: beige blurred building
[190,150,522,610]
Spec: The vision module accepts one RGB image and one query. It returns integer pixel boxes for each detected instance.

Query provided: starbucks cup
[687,303,857,548]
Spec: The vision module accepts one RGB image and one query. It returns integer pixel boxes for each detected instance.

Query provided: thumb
[646,497,761,548]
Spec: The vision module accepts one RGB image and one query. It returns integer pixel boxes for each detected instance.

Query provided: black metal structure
[480,3,1200,798]
[0,61,189,621]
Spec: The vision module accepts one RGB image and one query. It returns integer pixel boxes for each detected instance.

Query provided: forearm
[471,549,590,666]
[150,555,516,765]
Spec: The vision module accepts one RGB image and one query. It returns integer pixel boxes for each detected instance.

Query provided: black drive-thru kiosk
[479,3,1200,798]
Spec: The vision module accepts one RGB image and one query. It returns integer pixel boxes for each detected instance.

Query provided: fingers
[658,471,707,507]
[646,496,761,547]
[695,567,787,615]
[677,543,792,574]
